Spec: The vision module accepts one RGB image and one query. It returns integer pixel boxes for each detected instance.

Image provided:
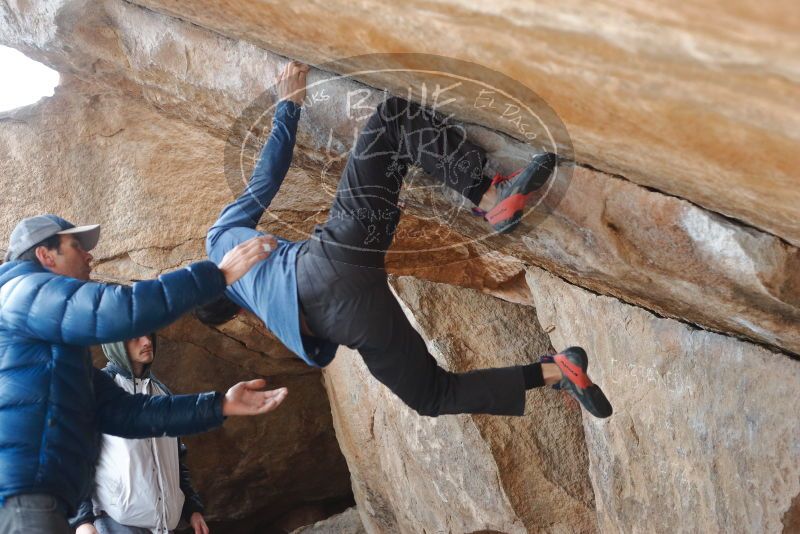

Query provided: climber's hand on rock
[277,60,310,105]
[222,379,288,416]
[217,235,276,286]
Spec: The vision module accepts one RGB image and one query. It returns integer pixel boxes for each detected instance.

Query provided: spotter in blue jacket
[0,257,227,516]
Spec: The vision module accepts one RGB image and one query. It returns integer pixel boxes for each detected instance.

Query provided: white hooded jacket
[91,344,185,533]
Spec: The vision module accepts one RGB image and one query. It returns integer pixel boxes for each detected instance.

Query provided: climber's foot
[552,346,613,419]
[539,354,561,390]
[484,152,557,234]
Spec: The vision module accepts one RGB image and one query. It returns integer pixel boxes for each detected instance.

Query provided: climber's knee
[377,95,404,114]
[408,398,442,418]
[373,96,409,128]
[361,357,444,417]
[390,378,447,418]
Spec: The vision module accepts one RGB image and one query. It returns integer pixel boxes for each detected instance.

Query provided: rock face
[323,277,596,534]
[1,0,798,532]
[0,78,226,267]
[133,0,800,247]
[517,164,800,355]
[292,507,366,534]
[527,267,800,533]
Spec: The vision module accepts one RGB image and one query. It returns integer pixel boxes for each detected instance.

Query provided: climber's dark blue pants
[297,97,527,416]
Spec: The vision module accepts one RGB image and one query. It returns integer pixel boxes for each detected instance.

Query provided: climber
[199,60,612,419]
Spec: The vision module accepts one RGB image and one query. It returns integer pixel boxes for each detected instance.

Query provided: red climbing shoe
[553,346,613,419]
[484,152,557,234]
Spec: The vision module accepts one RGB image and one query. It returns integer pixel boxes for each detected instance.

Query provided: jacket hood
[101,333,157,379]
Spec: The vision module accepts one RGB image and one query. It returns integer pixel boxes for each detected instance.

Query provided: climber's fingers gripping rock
[277,60,309,105]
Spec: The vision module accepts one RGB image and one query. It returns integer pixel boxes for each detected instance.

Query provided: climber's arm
[208,100,301,237]
[207,62,309,242]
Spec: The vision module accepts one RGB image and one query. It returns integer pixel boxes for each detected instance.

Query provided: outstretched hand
[222,379,288,416]
[217,235,278,285]
[277,60,310,105]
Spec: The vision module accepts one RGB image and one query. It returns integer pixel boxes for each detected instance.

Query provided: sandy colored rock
[0,77,230,264]
[132,0,800,247]
[323,276,596,533]
[526,266,800,533]
[291,507,366,534]
[516,163,800,354]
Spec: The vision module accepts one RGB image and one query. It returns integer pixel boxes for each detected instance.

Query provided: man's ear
[34,245,56,268]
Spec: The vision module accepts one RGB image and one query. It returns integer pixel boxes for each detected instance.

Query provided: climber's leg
[297,240,612,417]
[309,96,491,267]
[352,283,611,417]
[358,283,587,415]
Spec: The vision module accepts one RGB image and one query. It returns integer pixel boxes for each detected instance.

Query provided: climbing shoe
[483,152,557,234]
[553,346,613,419]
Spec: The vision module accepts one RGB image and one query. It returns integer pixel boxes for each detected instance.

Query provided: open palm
[222,379,287,416]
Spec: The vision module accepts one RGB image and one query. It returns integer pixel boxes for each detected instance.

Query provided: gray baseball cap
[5,214,101,262]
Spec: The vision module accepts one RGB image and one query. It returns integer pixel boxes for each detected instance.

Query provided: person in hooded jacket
[72,334,211,534]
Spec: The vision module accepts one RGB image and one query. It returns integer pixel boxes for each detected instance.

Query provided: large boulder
[527,266,800,533]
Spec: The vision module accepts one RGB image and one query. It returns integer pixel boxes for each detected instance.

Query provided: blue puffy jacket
[0,259,227,515]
